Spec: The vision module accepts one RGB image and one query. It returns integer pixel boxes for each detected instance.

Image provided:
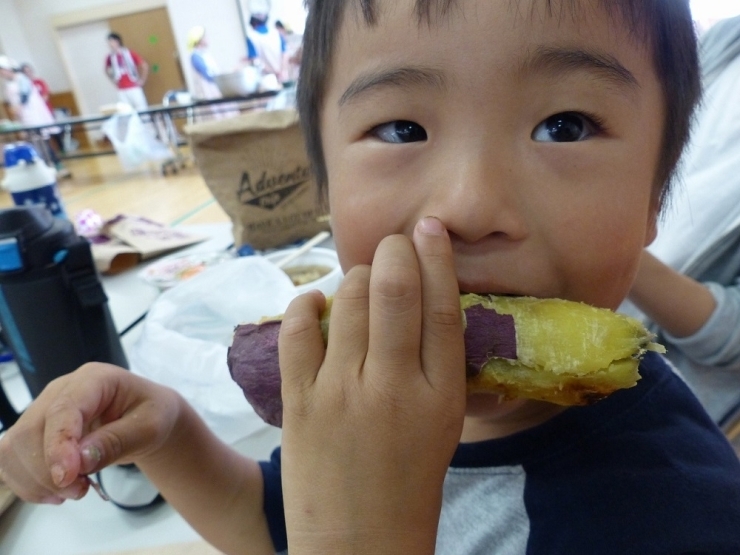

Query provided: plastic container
[263,246,343,296]
[1,142,67,219]
[0,206,127,430]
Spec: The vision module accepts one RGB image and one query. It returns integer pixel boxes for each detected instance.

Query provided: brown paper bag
[185,109,330,250]
[89,215,206,274]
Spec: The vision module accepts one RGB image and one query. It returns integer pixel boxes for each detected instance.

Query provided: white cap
[187,26,206,51]
[0,55,18,72]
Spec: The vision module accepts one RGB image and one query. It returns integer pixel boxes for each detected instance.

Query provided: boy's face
[321,0,663,311]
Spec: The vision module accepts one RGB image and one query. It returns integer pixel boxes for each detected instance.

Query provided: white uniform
[190,48,222,101]
[246,25,284,77]
[4,73,59,136]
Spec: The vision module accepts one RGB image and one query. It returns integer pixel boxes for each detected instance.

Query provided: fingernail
[51,464,66,487]
[81,445,102,470]
[41,495,65,505]
[417,216,445,236]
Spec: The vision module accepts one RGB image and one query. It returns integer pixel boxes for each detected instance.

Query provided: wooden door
[108,8,185,106]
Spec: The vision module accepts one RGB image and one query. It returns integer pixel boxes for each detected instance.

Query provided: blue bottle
[1,142,67,219]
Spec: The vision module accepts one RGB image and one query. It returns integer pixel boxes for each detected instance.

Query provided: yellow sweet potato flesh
[256,294,663,406]
[462,294,664,404]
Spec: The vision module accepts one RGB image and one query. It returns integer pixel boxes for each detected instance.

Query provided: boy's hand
[0,363,181,504]
[280,217,466,554]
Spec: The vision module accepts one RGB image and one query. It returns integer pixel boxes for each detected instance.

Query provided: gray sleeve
[663,281,740,369]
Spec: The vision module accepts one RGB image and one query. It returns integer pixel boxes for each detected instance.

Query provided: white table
[0,222,289,555]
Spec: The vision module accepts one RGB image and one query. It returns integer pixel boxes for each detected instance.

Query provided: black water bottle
[0,206,128,429]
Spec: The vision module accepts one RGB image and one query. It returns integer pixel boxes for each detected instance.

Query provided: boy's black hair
[297,0,701,209]
[107,32,124,45]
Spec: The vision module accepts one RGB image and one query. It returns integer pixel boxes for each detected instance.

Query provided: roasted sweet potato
[227,294,664,427]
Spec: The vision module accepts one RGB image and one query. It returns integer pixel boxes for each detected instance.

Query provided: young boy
[1,1,739,554]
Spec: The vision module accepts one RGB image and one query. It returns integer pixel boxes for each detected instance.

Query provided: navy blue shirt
[261,352,740,553]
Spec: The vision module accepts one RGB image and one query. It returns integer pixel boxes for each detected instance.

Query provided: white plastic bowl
[263,247,343,296]
[214,66,261,97]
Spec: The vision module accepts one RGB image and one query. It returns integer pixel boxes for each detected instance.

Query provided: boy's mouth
[460,290,525,298]
[457,279,529,299]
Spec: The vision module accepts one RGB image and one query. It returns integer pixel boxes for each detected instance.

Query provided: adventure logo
[237,166,311,210]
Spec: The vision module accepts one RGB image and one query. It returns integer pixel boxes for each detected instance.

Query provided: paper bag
[89,215,206,274]
[185,109,330,250]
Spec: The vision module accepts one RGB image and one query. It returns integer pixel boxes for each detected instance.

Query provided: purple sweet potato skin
[463,305,516,376]
[227,321,283,427]
[229,305,518,427]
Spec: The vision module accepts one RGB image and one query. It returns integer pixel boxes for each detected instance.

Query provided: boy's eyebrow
[520,46,639,90]
[339,66,447,106]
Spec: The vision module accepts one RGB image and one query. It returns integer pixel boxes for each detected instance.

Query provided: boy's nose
[428,146,528,245]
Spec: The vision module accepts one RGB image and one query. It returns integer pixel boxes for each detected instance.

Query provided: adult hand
[279,216,466,554]
[0,363,181,504]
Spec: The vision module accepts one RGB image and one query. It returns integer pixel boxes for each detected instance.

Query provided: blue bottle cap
[3,143,38,168]
[0,237,23,272]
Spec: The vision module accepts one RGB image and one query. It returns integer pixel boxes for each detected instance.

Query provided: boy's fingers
[366,235,422,377]
[43,366,174,476]
[323,264,372,378]
[279,290,328,395]
[413,217,466,389]
[41,365,126,483]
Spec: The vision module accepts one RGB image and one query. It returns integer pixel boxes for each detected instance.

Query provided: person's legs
[40,134,71,179]
[50,132,65,154]
[118,87,148,111]
[118,87,165,139]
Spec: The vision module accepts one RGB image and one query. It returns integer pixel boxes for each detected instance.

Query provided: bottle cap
[3,143,38,168]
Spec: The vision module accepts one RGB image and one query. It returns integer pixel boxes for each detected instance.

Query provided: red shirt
[31,78,53,112]
[105,49,144,89]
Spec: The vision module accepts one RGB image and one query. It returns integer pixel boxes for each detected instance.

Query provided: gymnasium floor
[0,149,231,228]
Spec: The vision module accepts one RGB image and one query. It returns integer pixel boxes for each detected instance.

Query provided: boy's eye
[370,120,428,143]
[531,112,600,143]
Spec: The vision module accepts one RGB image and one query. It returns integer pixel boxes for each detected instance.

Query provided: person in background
[187,26,223,102]
[275,20,302,83]
[104,32,149,111]
[624,15,740,425]
[245,12,287,83]
[0,56,70,179]
[20,62,67,156]
[186,26,237,121]
[20,63,52,114]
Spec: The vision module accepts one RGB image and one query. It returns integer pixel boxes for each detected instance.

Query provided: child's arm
[628,250,717,338]
[279,217,467,555]
[0,364,275,555]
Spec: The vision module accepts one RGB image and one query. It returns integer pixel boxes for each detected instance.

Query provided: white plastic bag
[128,256,299,444]
[101,111,172,171]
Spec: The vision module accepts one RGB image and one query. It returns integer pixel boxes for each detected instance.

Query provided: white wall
[167,0,247,93]
[0,2,35,72]
[57,20,116,116]
[9,0,109,92]
[241,0,308,34]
